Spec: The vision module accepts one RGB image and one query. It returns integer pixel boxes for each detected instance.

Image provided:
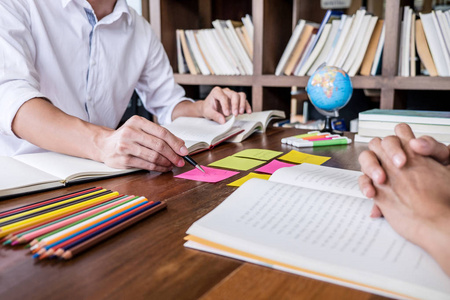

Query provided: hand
[97,115,188,172]
[201,87,252,124]
[363,131,450,276]
[358,123,450,217]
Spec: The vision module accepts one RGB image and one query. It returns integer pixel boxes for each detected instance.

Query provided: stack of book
[355,109,450,144]
[176,14,253,75]
[398,7,450,77]
[275,9,385,77]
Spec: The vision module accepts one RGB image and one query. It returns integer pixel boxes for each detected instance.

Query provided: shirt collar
[61,0,132,26]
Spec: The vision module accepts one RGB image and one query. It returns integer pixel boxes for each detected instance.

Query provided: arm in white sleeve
[0,0,47,136]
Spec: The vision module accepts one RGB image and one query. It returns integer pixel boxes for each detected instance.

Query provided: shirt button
[87,96,92,101]
[91,60,96,66]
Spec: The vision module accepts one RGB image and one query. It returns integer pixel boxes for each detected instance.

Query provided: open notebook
[185,163,450,299]
[0,152,138,198]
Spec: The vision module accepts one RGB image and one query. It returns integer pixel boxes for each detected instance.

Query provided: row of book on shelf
[355,109,450,145]
[276,9,384,77]
[176,14,254,75]
[398,7,450,77]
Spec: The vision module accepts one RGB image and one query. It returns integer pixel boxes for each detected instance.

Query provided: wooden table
[0,128,388,300]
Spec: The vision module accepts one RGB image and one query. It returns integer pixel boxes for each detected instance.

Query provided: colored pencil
[39,201,156,258]
[59,201,167,260]
[31,197,147,251]
[0,189,109,225]
[0,191,119,238]
[12,195,135,245]
[0,187,101,218]
[28,195,139,247]
[2,194,122,245]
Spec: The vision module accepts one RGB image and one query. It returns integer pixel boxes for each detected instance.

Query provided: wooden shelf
[148,0,449,112]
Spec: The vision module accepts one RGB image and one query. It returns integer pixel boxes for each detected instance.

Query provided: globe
[306,65,353,133]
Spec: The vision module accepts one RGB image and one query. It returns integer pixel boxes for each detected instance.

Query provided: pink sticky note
[175,166,239,183]
[255,160,296,174]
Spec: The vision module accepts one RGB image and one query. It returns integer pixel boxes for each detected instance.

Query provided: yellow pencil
[0,189,108,224]
[0,192,119,238]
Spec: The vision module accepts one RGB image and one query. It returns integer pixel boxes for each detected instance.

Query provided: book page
[270,163,364,198]
[13,152,134,182]
[187,179,450,299]
[235,110,285,131]
[0,156,62,196]
[164,115,235,145]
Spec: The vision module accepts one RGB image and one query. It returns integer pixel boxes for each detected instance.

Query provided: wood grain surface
[0,128,389,300]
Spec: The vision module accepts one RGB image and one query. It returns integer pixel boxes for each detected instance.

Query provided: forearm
[12,98,111,161]
[171,100,203,121]
[419,218,450,277]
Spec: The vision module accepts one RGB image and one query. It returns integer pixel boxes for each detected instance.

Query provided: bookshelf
[146,0,450,115]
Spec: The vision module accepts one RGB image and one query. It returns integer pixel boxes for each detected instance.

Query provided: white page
[270,163,364,198]
[187,178,450,299]
[0,156,61,190]
[13,152,131,181]
[164,115,235,145]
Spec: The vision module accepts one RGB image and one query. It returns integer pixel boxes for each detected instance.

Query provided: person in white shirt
[0,0,251,172]
[358,123,450,276]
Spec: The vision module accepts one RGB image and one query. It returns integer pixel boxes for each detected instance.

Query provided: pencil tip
[196,165,206,173]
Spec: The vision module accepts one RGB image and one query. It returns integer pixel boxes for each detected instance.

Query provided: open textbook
[0,152,138,198]
[185,164,450,299]
[164,110,285,153]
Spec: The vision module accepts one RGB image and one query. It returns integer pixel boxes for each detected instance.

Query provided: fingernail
[372,170,382,183]
[180,146,188,155]
[233,109,238,115]
[393,154,404,167]
[177,159,185,167]
[240,107,244,114]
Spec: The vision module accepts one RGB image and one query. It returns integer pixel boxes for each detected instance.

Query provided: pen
[183,155,205,173]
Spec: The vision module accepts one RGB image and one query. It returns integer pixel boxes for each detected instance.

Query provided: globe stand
[321,115,343,135]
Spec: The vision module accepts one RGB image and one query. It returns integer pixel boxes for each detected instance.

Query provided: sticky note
[175,166,239,183]
[232,149,283,161]
[208,156,266,171]
[255,160,296,174]
[227,173,271,187]
[278,150,330,165]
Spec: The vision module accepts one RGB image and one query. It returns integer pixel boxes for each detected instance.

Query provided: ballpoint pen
[183,155,205,173]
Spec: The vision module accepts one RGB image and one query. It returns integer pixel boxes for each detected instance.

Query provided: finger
[121,155,174,172]
[207,109,227,124]
[359,149,386,184]
[379,135,407,168]
[125,116,187,166]
[410,136,450,165]
[236,92,247,114]
[245,99,252,114]
[394,123,416,151]
[358,174,377,198]
[223,89,240,116]
[370,204,383,218]
[213,87,231,116]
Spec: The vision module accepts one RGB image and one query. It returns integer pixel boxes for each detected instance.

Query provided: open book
[185,164,450,299]
[0,152,138,198]
[164,110,285,153]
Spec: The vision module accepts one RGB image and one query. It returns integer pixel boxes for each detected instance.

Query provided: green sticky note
[208,156,265,171]
[278,150,330,165]
[227,172,271,187]
[232,149,283,161]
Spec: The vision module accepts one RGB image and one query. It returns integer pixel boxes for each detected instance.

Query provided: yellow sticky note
[227,172,271,187]
[208,156,265,171]
[278,150,330,165]
[232,149,283,161]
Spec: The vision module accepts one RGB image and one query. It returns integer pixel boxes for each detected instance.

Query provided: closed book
[415,19,438,76]
[370,24,385,76]
[178,29,199,75]
[283,23,317,75]
[360,20,384,76]
[357,127,450,143]
[345,15,375,74]
[185,30,211,75]
[359,109,450,125]
[326,15,353,66]
[420,12,450,76]
[275,19,306,76]
[308,19,341,75]
[336,9,366,68]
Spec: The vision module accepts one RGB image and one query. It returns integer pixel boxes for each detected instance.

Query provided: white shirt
[0,0,189,156]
